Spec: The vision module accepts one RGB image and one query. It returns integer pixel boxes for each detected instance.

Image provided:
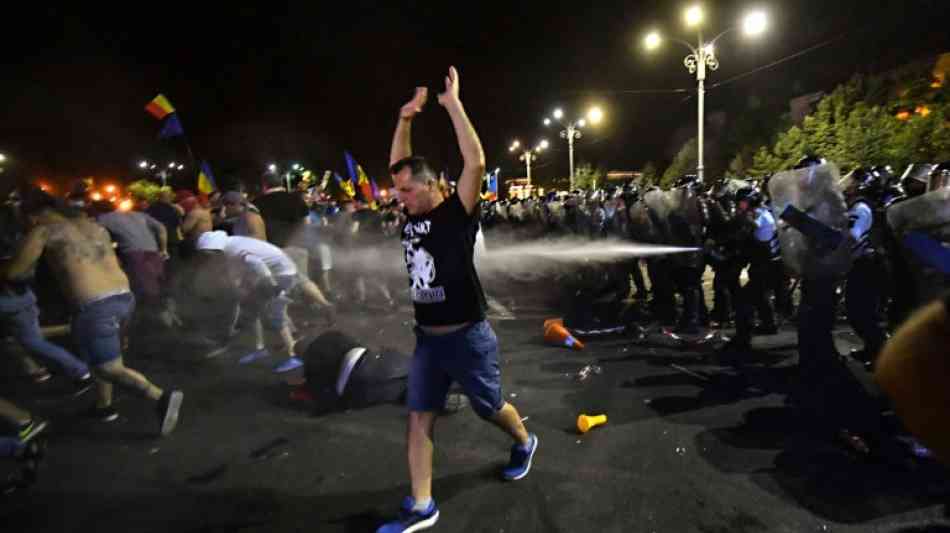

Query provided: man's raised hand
[437,66,460,108]
[400,87,428,120]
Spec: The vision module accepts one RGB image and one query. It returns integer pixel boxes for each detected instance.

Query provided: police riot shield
[887,186,950,241]
[768,163,850,278]
[886,186,950,307]
[626,198,661,243]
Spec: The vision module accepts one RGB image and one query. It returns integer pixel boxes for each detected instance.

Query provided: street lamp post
[643,6,767,182]
[544,106,603,190]
[509,139,548,187]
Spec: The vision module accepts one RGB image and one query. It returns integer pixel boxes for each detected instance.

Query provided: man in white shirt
[195,230,301,373]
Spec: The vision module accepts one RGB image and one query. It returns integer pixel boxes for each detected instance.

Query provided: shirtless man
[220,191,267,241]
[2,190,183,436]
[180,194,214,243]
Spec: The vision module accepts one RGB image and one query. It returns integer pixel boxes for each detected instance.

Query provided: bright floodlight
[168,162,176,168]
[177,164,184,170]
[138,161,148,169]
[587,106,604,124]
[553,108,564,120]
[684,5,704,27]
[644,31,662,50]
[539,139,550,150]
[0,153,6,163]
[578,119,587,128]
[268,163,277,172]
[743,10,767,36]
[543,118,551,126]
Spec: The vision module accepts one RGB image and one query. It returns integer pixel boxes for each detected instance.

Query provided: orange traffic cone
[544,321,585,350]
[577,413,607,434]
[543,317,564,330]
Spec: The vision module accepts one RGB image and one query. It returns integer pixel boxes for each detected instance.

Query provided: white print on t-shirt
[402,220,446,303]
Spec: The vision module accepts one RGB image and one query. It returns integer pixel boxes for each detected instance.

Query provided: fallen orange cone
[577,413,607,434]
[543,317,564,330]
[544,321,585,350]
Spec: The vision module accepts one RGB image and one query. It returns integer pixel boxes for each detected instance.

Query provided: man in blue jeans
[2,189,182,436]
[377,67,537,533]
[0,285,92,391]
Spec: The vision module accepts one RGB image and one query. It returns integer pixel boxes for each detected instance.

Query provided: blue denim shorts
[71,292,135,367]
[0,301,39,340]
[407,320,504,419]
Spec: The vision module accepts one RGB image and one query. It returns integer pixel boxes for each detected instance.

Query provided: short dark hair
[389,156,436,184]
[263,172,284,188]
[19,187,60,217]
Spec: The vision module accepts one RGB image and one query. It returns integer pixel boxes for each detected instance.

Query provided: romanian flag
[334,172,355,198]
[197,161,217,194]
[344,151,360,189]
[357,165,375,205]
[145,94,175,120]
[159,114,184,139]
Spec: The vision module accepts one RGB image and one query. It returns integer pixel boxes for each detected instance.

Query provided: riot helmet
[928,161,950,191]
[793,155,826,169]
[900,163,934,198]
[734,186,763,211]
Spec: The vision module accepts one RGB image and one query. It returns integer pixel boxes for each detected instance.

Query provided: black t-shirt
[146,201,182,244]
[401,193,487,326]
[254,191,309,248]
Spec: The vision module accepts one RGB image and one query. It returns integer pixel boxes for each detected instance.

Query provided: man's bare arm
[144,214,168,255]
[1,226,48,280]
[439,66,485,214]
[390,87,428,167]
[247,212,267,241]
[156,225,168,256]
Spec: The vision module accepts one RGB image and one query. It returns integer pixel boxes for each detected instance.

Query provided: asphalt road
[2,290,949,533]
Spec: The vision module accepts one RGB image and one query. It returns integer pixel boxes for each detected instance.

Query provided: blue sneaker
[238,348,270,365]
[502,433,538,481]
[377,496,439,533]
[273,356,304,374]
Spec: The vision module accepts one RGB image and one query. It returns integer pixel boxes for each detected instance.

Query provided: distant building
[789,91,825,125]
[789,51,950,125]
[505,178,543,199]
[606,171,643,182]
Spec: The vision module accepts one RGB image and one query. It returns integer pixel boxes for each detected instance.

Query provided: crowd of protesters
[2,153,949,499]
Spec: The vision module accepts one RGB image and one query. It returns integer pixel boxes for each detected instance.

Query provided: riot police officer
[719,185,782,353]
[841,168,888,366]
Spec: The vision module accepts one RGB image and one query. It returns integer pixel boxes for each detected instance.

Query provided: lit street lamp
[543,106,604,190]
[643,5,767,182]
[0,153,6,163]
[138,160,148,169]
[509,139,548,187]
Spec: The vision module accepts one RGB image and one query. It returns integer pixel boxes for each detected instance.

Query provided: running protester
[377,67,537,533]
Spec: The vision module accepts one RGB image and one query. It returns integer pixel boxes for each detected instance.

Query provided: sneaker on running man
[377,497,439,533]
[156,390,183,436]
[502,433,538,481]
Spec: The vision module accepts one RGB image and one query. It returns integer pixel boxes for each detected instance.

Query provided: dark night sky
[1,1,948,190]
